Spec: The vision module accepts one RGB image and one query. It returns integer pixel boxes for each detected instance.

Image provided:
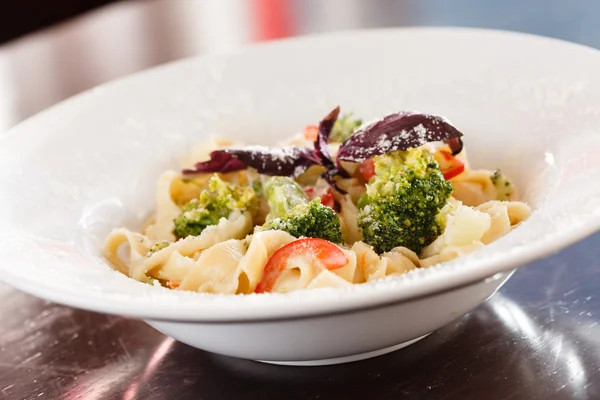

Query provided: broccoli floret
[251,180,263,196]
[330,113,362,142]
[147,241,170,256]
[267,199,343,243]
[357,148,453,254]
[263,177,343,243]
[173,174,256,238]
[263,176,308,217]
[490,169,514,200]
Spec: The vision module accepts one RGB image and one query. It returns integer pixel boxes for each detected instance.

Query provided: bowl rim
[2,26,600,322]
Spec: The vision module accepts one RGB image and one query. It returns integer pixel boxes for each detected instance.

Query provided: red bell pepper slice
[304,186,335,208]
[359,158,376,181]
[303,124,319,141]
[436,150,465,180]
[255,238,348,293]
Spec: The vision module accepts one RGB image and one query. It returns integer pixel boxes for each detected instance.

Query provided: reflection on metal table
[1,1,600,399]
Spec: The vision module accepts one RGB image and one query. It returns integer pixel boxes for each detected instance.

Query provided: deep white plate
[1,28,600,365]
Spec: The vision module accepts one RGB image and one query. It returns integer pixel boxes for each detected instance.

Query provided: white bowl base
[256,333,430,366]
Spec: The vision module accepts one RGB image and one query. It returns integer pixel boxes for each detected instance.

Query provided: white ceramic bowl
[1,28,600,366]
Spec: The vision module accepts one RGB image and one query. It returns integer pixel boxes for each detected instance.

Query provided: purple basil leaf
[182,151,246,174]
[336,112,464,163]
[445,137,464,155]
[183,146,320,177]
[321,168,348,194]
[315,106,339,168]
[314,106,349,192]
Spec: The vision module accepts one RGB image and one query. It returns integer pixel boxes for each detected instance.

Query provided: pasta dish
[105,107,531,294]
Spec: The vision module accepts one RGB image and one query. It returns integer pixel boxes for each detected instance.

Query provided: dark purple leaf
[336,112,464,164]
[321,168,347,194]
[315,106,339,168]
[183,146,320,177]
[445,137,464,155]
[313,106,349,193]
[182,151,246,174]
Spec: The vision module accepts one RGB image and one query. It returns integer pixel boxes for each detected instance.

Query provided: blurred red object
[252,0,295,41]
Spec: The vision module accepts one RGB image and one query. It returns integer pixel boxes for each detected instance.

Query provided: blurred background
[1,0,600,134]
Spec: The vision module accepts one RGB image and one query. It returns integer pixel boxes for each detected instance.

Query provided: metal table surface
[1,1,600,399]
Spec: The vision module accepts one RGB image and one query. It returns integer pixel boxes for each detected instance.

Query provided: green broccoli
[330,113,362,142]
[147,241,170,256]
[173,174,256,238]
[490,169,514,200]
[263,177,343,243]
[357,148,453,254]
